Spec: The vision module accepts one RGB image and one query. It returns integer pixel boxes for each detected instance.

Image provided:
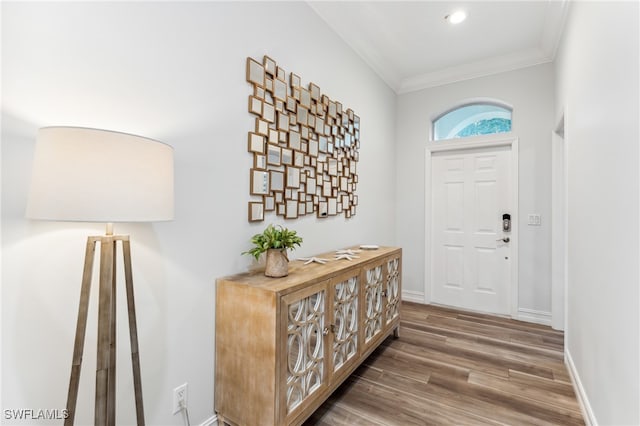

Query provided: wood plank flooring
[305,302,584,426]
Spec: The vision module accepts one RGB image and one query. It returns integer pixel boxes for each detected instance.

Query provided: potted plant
[243,224,303,277]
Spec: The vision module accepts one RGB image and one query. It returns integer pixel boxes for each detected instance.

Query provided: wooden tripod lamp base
[65,230,145,426]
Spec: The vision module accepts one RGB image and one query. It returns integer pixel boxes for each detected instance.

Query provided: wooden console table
[215,246,402,425]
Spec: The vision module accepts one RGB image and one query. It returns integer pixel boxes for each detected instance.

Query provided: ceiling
[308,1,569,94]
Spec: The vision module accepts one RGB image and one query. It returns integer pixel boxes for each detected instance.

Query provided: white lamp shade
[26,127,174,222]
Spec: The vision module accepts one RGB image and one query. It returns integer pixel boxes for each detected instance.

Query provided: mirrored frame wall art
[245,55,360,221]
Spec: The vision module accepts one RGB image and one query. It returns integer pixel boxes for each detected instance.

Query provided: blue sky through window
[433,103,512,141]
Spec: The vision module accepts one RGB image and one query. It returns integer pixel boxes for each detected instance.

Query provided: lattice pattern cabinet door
[385,255,401,326]
[329,270,360,381]
[281,281,329,423]
[363,262,384,350]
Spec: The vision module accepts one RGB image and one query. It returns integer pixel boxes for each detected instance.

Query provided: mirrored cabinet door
[385,256,402,326]
[363,262,384,350]
[281,282,328,422]
[329,271,360,379]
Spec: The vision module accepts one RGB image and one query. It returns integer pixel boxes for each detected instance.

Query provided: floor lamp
[26,127,174,425]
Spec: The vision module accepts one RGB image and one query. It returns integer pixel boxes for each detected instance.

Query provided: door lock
[502,214,511,232]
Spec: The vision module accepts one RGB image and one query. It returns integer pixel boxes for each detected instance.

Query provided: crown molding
[398,47,553,94]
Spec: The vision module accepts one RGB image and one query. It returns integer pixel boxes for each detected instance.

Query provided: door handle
[496,237,510,243]
[323,324,336,336]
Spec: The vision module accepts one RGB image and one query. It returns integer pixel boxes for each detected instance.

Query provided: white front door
[431,145,513,315]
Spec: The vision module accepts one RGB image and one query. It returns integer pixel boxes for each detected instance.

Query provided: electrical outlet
[172,383,188,415]
[527,214,541,226]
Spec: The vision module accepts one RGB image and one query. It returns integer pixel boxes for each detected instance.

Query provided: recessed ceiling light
[445,10,467,25]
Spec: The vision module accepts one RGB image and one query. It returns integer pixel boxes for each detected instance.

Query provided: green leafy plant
[243,224,303,261]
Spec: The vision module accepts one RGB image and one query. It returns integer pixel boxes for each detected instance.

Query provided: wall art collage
[246,55,360,222]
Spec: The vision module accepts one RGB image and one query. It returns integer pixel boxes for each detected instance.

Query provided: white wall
[396,64,555,319]
[555,2,639,425]
[1,2,396,424]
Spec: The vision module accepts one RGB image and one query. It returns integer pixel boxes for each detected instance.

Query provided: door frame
[424,135,519,318]
[551,112,568,331]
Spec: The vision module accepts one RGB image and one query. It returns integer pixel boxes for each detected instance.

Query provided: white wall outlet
[172,383,188,415]
[527,214,541,226]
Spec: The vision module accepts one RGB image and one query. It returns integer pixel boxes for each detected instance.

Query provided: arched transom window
[433,102,512,141]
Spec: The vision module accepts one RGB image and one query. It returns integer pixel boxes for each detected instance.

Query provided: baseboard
[200,414,217,426]
[517,308,552,326]
[402,290,425,303]
[565,349,597,426]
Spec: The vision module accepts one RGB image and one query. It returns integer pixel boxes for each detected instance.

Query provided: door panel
[447,247,465,290]
[432,146,512,315]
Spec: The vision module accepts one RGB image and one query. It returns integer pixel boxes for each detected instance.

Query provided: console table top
[218,245,401,295]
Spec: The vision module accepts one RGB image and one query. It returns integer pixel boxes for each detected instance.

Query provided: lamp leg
[65,235,145,426]
[95,236,115,426]
[108,240,117,424]
[123,238,145,425]
[65,237,99,426]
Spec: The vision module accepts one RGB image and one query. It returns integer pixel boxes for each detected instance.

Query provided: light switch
[527,214,541,226]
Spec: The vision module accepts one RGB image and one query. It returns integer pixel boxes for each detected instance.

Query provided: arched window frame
[431,99,513,142]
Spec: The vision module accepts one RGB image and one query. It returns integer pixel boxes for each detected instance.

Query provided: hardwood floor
[305,302,584,426]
